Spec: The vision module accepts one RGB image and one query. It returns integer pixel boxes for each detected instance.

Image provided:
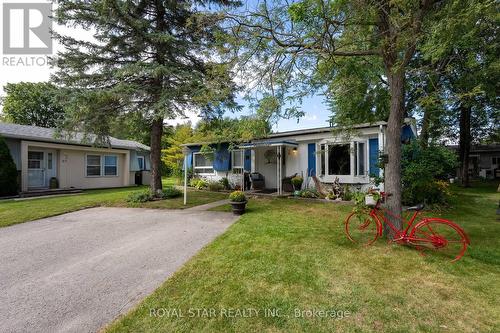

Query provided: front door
[45,150,57,185]
[28,151,45,188]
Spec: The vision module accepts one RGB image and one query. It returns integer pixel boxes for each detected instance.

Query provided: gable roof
[182,118,417,147]
[0,122,150,151]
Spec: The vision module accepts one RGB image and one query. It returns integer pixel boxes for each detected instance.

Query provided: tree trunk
[383,70,405,238]
[459,104,471,187]
[150,118,164,194]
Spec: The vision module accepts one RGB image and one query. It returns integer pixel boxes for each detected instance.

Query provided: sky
[0,0,332,132]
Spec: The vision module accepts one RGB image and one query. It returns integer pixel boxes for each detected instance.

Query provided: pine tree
[0,136,18,196]
[53,0,240,194]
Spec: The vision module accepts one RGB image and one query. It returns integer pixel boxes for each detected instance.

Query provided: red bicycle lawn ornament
[344,192,470,262]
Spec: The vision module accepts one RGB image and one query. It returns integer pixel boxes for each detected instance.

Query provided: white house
[182,118,417,194]
[0,122,151,193]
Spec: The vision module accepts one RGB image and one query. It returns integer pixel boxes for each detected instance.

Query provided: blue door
[308,143,316,176]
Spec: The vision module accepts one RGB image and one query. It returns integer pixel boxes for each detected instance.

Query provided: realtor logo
[3,3,52,54]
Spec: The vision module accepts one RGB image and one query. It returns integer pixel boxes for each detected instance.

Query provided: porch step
[20,188,83,198]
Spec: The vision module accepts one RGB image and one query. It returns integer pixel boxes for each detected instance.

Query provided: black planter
[230,200,247,215]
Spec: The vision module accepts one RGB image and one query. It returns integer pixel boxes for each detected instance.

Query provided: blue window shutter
[184,146,200,170]
[308,143,316,176]
[244,149,251,171]
[369,138,379,176]
[213,145,231,171]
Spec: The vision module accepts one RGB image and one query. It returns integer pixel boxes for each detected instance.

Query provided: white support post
[241,149,244,191]
[276,146,279,195]
[277,145,282,195]
[183,154,188,205]
[182,147,190,206]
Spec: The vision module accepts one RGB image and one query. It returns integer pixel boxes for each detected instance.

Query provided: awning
[238,140,298,149]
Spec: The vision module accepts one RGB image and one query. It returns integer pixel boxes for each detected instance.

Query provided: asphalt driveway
[0,207,238,333]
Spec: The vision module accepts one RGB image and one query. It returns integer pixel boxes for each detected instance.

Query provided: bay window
[317,141,368,177]
[354,142,366,176]
[328,144,351,175]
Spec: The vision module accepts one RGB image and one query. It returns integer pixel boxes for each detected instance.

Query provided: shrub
[189,177,208,189]
[0,136,18,196]
[402,141,458,205]
[291,176,303,189]
[299,189,319,198]
[127,189,153,203]
[219,177,230,190]
[342,185,353,201]
[325,191,336,200]
[189,177,200,187]
[208,181,224,192]
[195,179,208,190]
[229,190,246,202]
[160,186,182,199]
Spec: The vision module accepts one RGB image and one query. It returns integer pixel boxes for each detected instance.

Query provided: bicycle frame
[345,192,470,261]
[368,195,422,242]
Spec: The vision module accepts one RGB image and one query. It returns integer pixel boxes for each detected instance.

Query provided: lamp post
[182,146,190,206]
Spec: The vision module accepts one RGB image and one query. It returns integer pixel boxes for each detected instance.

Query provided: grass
[0,178,228,228]
[105,181,500,333]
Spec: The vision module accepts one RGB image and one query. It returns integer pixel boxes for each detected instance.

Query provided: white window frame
[325,143,352,176]
[103,155,118,176]
[492,157,499,165]
[85,154,119,177]
[231,149,244,172]
[354,141,368,177]
[193,152,214,175]
[137,156,145,170]
[28,151,44,169]
[86,154,102,177]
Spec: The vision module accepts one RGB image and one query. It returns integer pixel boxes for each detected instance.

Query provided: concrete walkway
[0,207,238,333]
[185,199,230,211]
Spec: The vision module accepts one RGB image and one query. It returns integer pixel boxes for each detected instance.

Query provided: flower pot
[230,200,247,215]
[49,177,58,189]
[365,194,377,206]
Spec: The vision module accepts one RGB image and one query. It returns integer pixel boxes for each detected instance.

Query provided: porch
[239,140,301,195]
[20,140,131,192]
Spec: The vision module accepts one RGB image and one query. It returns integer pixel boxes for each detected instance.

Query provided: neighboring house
[0,122,151,193]
[448,144,500,179]
[182,118,417,194]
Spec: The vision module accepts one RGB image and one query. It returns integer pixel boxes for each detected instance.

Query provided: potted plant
[291,176,303,196]
[229,190,247,215]
[49,177,59,189]
[364,188,381,206]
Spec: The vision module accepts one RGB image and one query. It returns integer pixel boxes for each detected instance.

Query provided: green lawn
[106,181,500,333]
[0,178,228,228]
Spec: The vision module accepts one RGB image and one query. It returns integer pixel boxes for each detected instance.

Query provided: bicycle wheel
[408,218,469,262]
[344,211,381,246]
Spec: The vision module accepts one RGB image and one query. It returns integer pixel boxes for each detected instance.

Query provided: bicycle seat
[406,203,425,211]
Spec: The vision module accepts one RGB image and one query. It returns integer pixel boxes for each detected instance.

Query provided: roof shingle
[0,122,149,151]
